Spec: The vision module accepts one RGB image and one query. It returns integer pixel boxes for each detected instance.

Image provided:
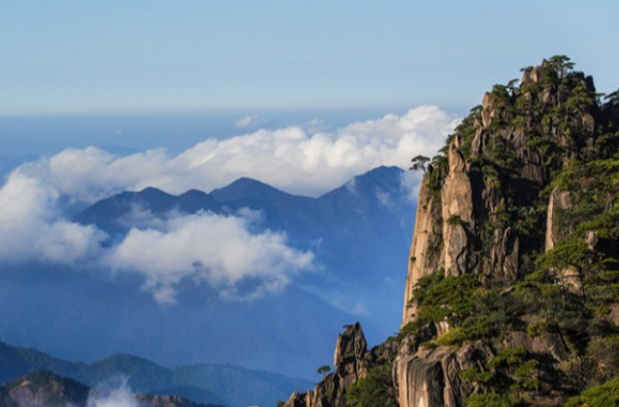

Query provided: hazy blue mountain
[76,187,222,237]
[0,166,415,381]
[0,340,312,407]
[0,267,357,379]
[75,165,414,322]
[0,342,33,384]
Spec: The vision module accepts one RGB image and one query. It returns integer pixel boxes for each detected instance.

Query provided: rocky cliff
[283,56,619,407]
[395,56,619,407]
[402,58,603,323]
[283,323,400,407]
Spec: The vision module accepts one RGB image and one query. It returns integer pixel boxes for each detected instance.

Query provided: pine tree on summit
[409,155,430,173]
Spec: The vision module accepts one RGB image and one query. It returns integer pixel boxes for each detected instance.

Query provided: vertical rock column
[545,187,572,251]
[440,137,475,276]
[401,176,444,327]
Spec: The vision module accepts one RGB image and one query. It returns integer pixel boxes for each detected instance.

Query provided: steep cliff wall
[401,177,444,324]
[283,56,619,407]
[401,58,601,326]
[396,57,619,407]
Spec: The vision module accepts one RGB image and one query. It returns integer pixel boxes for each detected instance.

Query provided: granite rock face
[395,58,615,407]
[545,187,572,252]
[441,138,475,277]
[283,323,371,407]
[401,58,601,327]
[401,177,444,325]
[286,57,619,407]
[394,341,490,407]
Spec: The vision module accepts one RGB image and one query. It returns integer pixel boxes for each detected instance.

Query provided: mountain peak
[210,176,300,204]
[135,186,175,199]
[358,165,403,177]
[217,176,281,192]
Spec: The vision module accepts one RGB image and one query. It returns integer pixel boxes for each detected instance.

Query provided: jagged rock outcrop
[401,57,602,326]
[284,323,371,407]
[283,323,402,407]
[396,57,618,407]
[333,323,369,386]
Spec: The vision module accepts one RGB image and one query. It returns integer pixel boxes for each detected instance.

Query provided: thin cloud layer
[19,105,458,202]
[0,105,459,303]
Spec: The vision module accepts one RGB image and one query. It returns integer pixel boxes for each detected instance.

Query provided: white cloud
[0,171,106,264]
[18,105,458,202]
[105,211,314,303]
[87,380,139,407]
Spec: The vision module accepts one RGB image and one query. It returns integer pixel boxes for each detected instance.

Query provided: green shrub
[526,320,547,337]
[564,378,619,407]
[464,392,513,407]
[345,365,396,407]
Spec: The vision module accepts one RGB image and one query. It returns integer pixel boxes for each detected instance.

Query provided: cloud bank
[17,105,458,202]
[0,106,459,303]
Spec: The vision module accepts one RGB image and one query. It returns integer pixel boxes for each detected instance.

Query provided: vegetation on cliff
[282,56,618,407]
[398,55,619,406]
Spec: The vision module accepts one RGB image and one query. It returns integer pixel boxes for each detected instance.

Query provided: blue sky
[2,0,618,116]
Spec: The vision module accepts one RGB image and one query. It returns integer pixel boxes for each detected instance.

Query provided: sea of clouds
[0,106,459,302]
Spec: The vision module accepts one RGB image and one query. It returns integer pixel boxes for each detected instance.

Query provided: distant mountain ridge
[0,340,312,407]
[0,165,415,380]
[75,165,414,297]
[76,165,409,243]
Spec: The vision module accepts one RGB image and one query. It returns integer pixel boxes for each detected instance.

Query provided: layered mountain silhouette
[0,166,415,380]
[0,340,310,406]
[0,370,223,407]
